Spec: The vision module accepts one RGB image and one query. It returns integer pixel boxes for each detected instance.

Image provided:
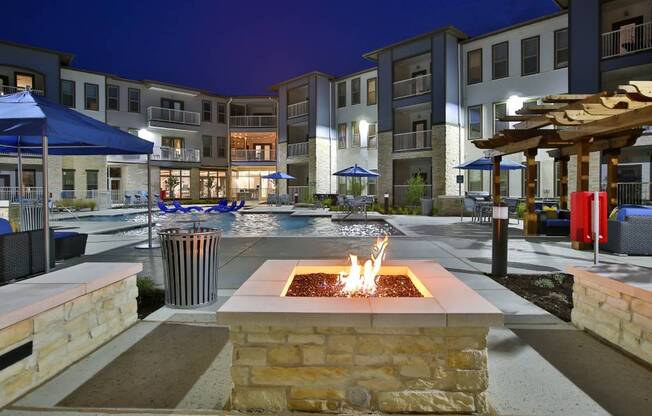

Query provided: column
[605,149,620,212]
[525,149,538,236]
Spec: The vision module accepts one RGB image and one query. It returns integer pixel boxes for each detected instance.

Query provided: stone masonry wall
[0,276,138,407]
[432,124,461,198]
[229,325,489,414]
[572,278,652,365]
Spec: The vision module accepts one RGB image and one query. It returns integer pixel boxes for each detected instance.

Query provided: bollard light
[294,192,299,204]
[383,193,390,214]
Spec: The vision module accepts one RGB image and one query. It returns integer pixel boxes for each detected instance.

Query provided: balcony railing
[0,186,44,202]
[602,21,652,58]
[288,100,309,118]
[231,148,276,161]
[393,130,432,152]
[230,115,277,128]
[152,146,201,162]
[147,106,200,126]
[287,142,309,157]
[393,184,432,207]
[0,85,44,96]
[393,74,431,99]
[288,186,312,203]
[614,182,652,205]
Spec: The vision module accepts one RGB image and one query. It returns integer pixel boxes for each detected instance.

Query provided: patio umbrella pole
[42,135,50,273]
[17,136,23,223]
[136,155,159,250]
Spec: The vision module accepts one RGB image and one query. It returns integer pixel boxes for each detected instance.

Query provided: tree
[406,174,426,206]
[165,176,180,199]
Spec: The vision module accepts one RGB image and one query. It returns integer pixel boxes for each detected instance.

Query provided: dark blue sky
[0,0,559,96]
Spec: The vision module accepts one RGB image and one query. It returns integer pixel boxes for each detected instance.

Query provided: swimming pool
[78,213,402,237]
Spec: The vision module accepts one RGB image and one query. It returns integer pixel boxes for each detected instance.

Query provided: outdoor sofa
[601,205,652,255]
[0,220,55,283]
[53,231,88,260]
[536,207,570,236]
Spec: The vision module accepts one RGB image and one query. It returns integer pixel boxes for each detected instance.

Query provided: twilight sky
[0,0,559,96]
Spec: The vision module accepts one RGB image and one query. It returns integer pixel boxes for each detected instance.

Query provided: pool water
[82,213,402,237]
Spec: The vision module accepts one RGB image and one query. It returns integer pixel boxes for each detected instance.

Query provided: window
[217,102,226,123]
[467,49,482,84]
[367,123,377,148]
[521,36,540,76]
[351,78,361,105]
[84,83,99,111]
[202,135,212,158]
[86,170,98,197]
[468,170,483,192]
[61,80,75,108]
[337,82,346,107]
[22,170,36,187]
[493,102,508,134]
[106,85,119,111]
[492,42,509,79]
[554,28,569,69]
[367,78,377,105]
[200,170,226,198]
[128,88,140,113]
[216,136,226,158]
[62,169,75,198]
[15,73,35,90]
[202,100,212,122]
[337,123,347,149]
[160,169,191,199]
[351,121,360,147]
[467,105,483,139]
[367,170,378,195]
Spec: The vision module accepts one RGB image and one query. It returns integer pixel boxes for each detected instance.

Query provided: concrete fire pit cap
[217,260,503,328]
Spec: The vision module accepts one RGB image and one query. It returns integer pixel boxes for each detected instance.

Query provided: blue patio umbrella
[333,164,379,196]
[262,171,296,205]
[0,91,154,267]
[454,157,525,170]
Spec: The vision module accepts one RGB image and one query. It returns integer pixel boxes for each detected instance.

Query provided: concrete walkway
[10,215,652,415]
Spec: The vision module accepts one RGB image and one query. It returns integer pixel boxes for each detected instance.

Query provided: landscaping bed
[136,277,165,319]
[487,272,574,321]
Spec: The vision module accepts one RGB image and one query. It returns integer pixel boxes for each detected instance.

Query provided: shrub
[516,202,526,219]
[350,180,364,197]
[406,175,426,206]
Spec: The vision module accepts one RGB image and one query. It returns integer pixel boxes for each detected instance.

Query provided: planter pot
[421,198,433,216]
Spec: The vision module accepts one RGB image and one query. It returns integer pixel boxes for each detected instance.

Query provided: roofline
[230,95,278,100]
[0,38,74,65]
[270,70,335,90]
[554,0,568,9]
[362,26,468,61]
[460,10,567,45]
[334,66,377,81]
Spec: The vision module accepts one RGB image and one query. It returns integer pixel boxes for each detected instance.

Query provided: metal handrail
[393,74,432,99]
[230,115,277,128]
[602,21,652,58]
[287,142,309,157]
[231,148,277,161]
[147,106,200,126]
[0,85,44,96]
[393,130,432,151]
[287,100,309,118]
[152,145,201,162]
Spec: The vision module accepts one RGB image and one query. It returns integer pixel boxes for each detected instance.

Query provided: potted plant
[165,176,180,199]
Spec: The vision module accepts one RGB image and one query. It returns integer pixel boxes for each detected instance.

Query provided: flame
[338,235,389,296]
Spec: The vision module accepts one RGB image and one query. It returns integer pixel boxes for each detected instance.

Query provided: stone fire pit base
[230,324,489,414]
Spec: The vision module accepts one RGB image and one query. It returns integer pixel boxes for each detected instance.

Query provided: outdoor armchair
[172,200,203,213]
[0,227,55,284]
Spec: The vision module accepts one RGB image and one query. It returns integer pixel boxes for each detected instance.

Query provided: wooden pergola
[473,81,652,236]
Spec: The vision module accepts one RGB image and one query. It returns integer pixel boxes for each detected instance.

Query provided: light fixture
[138,129,155,141]
[359,120,369,147]
[506,95,525,114]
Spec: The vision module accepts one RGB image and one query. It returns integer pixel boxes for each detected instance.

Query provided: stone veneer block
[218,260,502,414]
[569,265,652,365]
[0,263,141,408]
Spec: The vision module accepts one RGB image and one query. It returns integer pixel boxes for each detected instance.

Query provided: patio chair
[279,194,290,205]
[267,194,277,205]
[232,200,246,212]
[54,231,88,260]
[157,200,179,214]
[0,220,55,283]
[172,200,203,213]
[205,200,237,213]
[463,197,477,222]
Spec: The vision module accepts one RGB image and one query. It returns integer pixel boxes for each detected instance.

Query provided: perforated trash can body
[158,227,222,308]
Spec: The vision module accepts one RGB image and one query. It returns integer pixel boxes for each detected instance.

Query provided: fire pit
[218,239,502,415]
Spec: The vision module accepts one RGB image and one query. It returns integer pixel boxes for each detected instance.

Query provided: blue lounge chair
[157,200,179,214]
[206,200,237,213]
[172,200,203,213]
[232,200,246,212]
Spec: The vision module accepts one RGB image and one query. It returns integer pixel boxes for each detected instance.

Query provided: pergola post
[492,156,501,204]
[557,156,569,210]
[605,149,620,212]
[524,148,538,235]
[576,141,590,192]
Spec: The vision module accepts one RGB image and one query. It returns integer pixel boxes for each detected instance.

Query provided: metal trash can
[158,227,222,308]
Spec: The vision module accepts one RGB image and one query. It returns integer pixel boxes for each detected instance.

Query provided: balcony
[230,115,276,128]
[393,74,431,100]
[602,21,652,58]
[393,130,432,152]
[231,148,276,162]
[287,142,309,157]
[151,146,200,163]
[147,106,200,130]
[287,100,309,118]
[0,85,44,96]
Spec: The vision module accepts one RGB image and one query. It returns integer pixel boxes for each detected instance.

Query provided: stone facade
[571,269,652,365]
[309,137,336,194]
[276,143,288,195]
[432,124,462,198]
[0,276,138,407]
[229,325,489,414]
[376,131,394,203]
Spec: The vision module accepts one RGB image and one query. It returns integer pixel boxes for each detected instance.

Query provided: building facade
[1,0,651,208]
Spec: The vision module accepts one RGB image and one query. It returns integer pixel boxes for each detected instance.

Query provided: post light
[294,192,298,204]
[359,120,369,148]
[384,193,390,214]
